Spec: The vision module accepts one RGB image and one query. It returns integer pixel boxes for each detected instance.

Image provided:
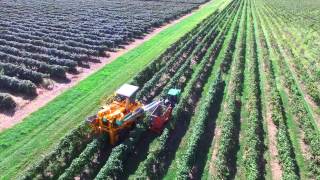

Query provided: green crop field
[0,0,229,178]
[0,0,319,179]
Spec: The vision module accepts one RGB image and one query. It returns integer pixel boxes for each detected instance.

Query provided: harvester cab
[114,83,140,111]
[86,84,181,145]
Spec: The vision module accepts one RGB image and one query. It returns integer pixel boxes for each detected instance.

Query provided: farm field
[0,0,320,179]
[0,0,208,112]
[0,0,229,178]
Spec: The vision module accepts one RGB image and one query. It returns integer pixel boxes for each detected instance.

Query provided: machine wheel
[118,128,131,143]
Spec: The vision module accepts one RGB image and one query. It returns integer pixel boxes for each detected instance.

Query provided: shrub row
[215,1,246,178]
[18,4,217,179]
[58,139,101,180]
[0,75,37,96]
[177,73,223,178]
[0,51,67,79]
[176,0,243,177]
[93,23,216,179]
[158,0,238,99]
[0,34,100,57]
[135,11,219,101]
[253,4,299,179]
[1,0,208,78]
[263,5,320,106]
[0,62,46,84]
[21,123,93,180]
[241,3,264,178]
[130,11,218,89]
[136,2,240,176]
[259,8,320,178]
[94,124,146,179]
[92,6,235,178]
[0,42,78,69]
[0,93,16,111]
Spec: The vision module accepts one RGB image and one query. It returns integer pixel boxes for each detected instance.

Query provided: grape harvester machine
[86,84,180,145]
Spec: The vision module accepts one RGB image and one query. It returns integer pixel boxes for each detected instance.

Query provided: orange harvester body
[88,98,143,145]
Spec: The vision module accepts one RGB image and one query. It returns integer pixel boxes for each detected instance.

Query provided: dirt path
[208,121,221,177]
[265,104,283,179]
[0,4,207,131]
